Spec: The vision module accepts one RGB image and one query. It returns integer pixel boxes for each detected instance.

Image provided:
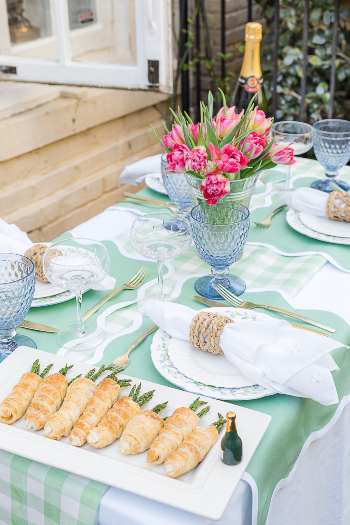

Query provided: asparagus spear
[189,397,208,413]
[197,406,210,418]
[40,364,54,378]
[213,413,225,433]
[85,368,96,380]
[136,390,155,407]
[31,359,41,375]
[58,364,74,376]
[152,401,168,414]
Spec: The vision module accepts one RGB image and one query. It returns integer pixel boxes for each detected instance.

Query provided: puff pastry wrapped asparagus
[119,401,168,455]
[24,364,73,431]
[0,360,52,425]
[87,383,154,449]
[164,414,225,478]
[147,398,209,464]
[69,372,131,447]
[43,365,110,440]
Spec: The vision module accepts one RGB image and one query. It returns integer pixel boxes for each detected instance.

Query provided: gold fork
[213,283,336,334]
[113,324,158,370]
[253,204,287,229]
[83,268,146,322]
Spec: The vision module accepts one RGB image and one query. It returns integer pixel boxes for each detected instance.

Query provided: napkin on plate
[120,154,162,185]
[0,219,115,291]
[141,299,340,406]
[280,188,329,217]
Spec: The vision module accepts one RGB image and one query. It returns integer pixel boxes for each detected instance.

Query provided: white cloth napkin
[280,188,328,217]
[0,218,32,254]
[0,219,115,291]
[141,300,340,406]
[120,154,162,185]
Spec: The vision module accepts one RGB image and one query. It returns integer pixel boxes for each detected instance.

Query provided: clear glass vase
[185,173,260,209]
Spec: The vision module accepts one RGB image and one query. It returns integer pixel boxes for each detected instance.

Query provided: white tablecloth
[71,205,350,525]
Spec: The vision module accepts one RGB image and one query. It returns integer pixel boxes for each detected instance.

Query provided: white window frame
[0,0,173,92]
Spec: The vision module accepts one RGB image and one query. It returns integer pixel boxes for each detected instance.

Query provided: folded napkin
[141,300,340,405]
[280,188,350,222]
[0,219,115,291]
[120,154,162,185]
[0,218,32,253]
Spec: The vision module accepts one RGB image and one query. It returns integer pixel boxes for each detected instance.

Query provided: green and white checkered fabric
[0,451,107,525]
[175,244,325,296]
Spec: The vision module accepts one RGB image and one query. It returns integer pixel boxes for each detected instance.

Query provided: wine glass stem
[285,165,293,190]
[157,261,165,299]
[75,291,85,336]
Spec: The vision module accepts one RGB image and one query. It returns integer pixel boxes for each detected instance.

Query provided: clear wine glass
[43,238,110,352]
[272,121,313,189]
[130,210,190,299]
[311,119,350,192]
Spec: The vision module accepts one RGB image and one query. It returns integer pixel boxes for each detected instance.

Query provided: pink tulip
[240,132,267,160]
[212,106,242,139]
[208,143,248,173]
[200,172,230,205]
[185,146,208,173]
[270,144,295,165]
[248,108,273,136]
[166,144,190,172]
[189,123,201,144]
[162,124,185,150]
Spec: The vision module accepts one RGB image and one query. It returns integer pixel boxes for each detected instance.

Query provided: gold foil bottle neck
[245,22,262,41]
[226,411,236,432]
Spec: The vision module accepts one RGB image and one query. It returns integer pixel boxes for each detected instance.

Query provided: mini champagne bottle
[231,22,267,112]
[221,411,243,466]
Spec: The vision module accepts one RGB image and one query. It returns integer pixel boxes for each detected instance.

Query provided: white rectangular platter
[0,348,271,520]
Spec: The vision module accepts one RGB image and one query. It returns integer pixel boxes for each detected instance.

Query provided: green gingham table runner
[1,158,349,525]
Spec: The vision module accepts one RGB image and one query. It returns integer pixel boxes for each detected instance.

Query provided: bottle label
[239,76,263,94]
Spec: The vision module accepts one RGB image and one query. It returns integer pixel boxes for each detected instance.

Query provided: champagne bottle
[221,411,243,466]
[232,22,267,112]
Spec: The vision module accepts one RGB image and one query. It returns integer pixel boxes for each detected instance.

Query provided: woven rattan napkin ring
[189,311,233,356]
[327,191,350,223]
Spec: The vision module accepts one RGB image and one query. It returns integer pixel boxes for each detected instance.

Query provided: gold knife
[192,295,329,337]
[20,320,58,333]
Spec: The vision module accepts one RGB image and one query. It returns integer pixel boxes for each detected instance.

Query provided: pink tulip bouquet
[162,92,295,205]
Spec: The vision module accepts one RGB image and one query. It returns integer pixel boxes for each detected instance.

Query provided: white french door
[0,0,173,92]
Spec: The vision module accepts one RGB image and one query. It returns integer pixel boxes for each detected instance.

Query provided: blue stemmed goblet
[189,204,250,300]
[161,154,194,233]
[0,253,36,359]
[311,119,350,192]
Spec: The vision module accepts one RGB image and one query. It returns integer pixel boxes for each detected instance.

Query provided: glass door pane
[7,0,52,44]
[68,0,97,30]
[4,0,59,60]
[69,0,137,65]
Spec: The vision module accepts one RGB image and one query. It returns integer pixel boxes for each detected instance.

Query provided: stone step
[0,116,163,215]
[6,142,161,238]
[0,104,164,188]
[29,142,161,242]
[0,83,167,161]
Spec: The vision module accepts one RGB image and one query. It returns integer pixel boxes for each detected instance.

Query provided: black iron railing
[179,0,341,120]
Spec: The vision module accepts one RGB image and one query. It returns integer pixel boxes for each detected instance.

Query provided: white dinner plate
[286,209,350,246]
[34,280,66,300]
[299,212,350,239]
[145,173,167,195]
[0,347,270,521]
[151,307,275,401]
